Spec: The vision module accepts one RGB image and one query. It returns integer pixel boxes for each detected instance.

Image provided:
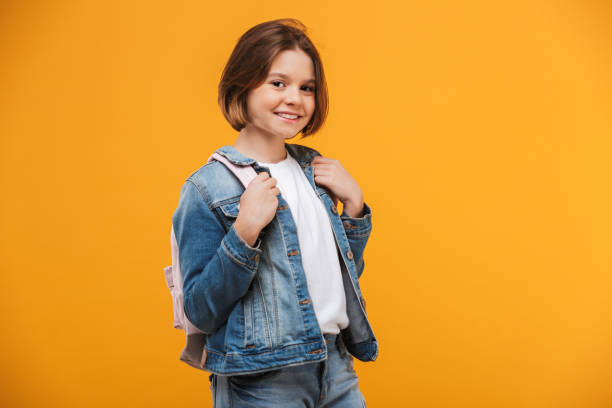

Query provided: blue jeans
[208,334,367,407]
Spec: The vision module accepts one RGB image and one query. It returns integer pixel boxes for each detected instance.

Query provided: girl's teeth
[277,113,298,119]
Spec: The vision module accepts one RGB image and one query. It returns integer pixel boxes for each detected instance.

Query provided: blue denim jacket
[172,142,378,376]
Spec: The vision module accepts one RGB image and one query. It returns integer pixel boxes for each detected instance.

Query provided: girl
[172,18,377,407]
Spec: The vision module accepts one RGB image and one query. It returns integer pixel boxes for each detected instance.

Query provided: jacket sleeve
[172,180,263,334]
[339,201,373,279]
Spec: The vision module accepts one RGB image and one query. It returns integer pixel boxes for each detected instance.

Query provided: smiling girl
[172,18,377,407]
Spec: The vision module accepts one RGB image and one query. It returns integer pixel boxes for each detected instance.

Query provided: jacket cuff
[221,223,263,270]
[340,201,372,236]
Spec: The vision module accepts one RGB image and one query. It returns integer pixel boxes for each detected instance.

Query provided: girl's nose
[283,85,302,105]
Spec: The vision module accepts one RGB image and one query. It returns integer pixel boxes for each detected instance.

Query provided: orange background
[1,1,611,407]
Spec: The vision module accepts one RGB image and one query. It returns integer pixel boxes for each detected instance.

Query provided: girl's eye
[271,81,315,92]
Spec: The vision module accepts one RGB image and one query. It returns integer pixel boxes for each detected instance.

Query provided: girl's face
[245,48,316,140]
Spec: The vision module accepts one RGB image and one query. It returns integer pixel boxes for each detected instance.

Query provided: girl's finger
[312,163,334,170]
[312,156,334,163]
[314,174,332,185]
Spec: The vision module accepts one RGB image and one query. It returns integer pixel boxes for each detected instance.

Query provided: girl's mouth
[274,112,301,123]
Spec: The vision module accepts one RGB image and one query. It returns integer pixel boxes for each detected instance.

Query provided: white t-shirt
[258,149,349,335]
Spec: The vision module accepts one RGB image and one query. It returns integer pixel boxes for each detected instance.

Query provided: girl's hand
[235,172,280,246]
[311,155,364,218]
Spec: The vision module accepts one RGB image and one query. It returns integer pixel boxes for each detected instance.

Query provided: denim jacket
[172,142,378,376]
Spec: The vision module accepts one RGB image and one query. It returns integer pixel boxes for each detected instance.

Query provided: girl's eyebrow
[269,72,315,84]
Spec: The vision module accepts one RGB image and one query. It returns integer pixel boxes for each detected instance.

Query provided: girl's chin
[270,126,300,138]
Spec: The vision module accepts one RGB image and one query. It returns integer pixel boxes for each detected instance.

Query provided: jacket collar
[215,142,319,168]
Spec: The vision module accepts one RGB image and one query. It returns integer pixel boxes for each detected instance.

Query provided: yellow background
[1,1,611,406]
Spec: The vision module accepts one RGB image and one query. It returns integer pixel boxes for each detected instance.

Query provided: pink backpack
[164,152,258,371]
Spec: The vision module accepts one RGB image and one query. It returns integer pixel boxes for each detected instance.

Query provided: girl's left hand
[311,155,364,217]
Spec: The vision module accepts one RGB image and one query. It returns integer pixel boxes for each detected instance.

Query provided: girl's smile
[274,111,303,122]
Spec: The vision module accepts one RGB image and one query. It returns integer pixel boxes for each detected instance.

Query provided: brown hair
[218,18,328,138]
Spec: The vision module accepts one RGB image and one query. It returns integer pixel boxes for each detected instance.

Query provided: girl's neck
[233,127,289,164]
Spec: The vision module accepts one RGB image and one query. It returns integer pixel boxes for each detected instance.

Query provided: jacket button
[254,254,260,262]
[330,205,337,214]
[346,250,353,260]
[361,298,366,309]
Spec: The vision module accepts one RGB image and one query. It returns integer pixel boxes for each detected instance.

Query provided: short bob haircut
[218,18,328,138]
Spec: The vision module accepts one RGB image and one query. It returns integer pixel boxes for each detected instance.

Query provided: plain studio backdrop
[0,1,611,407]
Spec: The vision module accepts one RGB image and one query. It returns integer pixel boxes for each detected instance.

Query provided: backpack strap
[207,152,258,188]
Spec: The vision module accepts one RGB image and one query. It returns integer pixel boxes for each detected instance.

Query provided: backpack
[163,152,258,371]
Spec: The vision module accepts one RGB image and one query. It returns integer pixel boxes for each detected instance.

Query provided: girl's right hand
[234,172,280,247]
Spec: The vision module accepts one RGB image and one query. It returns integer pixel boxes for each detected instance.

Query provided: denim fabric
[209,334,366,407]
[172,143,378,376]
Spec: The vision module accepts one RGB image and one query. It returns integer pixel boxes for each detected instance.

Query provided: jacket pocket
[242,279,272,351]
[242,288,255,349]
[217,200,267,241]
[219,200,240,218]
[215,200,240,232]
